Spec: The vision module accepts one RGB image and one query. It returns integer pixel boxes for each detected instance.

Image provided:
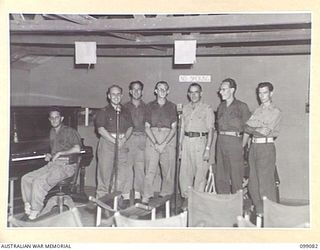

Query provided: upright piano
[9,106,93,212]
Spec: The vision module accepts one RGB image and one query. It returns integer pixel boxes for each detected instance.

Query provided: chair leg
[151,208,156,220]
[40,196,59,216]
[58,196,64,213]
[62,195,75,211]
[165,200,170,218]
[96,206,102,226]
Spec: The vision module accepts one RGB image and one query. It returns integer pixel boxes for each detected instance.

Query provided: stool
[39,177,75,216]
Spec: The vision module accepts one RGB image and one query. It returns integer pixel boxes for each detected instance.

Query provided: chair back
[263,197,309,228]
[56,154,81,191]
[114,211,187,227]
[188,187,243,227]
[8,207,83,227]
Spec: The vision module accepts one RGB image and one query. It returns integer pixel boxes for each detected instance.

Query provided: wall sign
[179,75,211,83]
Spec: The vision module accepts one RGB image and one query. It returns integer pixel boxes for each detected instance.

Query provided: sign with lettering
[179,75,211,83]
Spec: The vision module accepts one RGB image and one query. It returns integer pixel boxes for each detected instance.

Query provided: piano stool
[39,177,76,216]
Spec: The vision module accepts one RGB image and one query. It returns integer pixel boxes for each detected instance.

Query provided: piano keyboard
[12,150,86,162]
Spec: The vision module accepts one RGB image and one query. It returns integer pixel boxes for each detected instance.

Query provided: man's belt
[184,131,208,137]
[110,133,125,139]
[219,131,242,137]
[252,137,274,143]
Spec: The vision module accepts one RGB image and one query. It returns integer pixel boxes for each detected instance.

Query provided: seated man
[21,106,82,220]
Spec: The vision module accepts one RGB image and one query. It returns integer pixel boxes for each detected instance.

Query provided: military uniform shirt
[95,104,133,134]
[246,103,281,137]
[124,101,147,132]
[50,125,82,155]
[183,102,215,132]
[145,100,177,128]
[217,99,251,132]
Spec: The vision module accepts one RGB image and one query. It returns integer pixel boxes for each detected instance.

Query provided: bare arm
[162,121,177,145]
[119,127,133,148]
[145,122,158,145]
[98,127,116,144]
[203,128,214,161]
[52,144,81,162]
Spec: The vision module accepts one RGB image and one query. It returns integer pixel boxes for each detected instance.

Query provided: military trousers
[96,137,129,198]
[248,143,277,214]
[143,128,176,200]
[124,133,146,198]
[21,158,76,211]
[216,135,244,194]
[180,136,209,198]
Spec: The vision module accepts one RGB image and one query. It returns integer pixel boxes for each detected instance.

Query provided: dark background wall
[11,55,310,202]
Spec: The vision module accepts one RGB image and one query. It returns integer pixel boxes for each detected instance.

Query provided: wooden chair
[262,196,310,228]
[188,187,243,227]
[8,207,83,227]
[236,215,257,228]
[114,211,188,227]
[90,193,171,227]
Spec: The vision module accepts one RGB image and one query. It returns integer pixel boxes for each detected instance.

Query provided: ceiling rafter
[11,44,310,57]
[10,29,311,46]
[10,14,311,33]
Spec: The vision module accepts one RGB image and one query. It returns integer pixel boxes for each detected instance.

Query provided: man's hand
[118,137,126,149]
[44,153,52,162]
[52,152,62,162]
[256,127,272,136]
[203,148,210,161]
[156,142,167,153]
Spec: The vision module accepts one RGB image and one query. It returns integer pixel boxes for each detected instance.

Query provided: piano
[9,106,93,211]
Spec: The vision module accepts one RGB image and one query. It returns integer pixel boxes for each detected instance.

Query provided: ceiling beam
[11,44,310,58]
[10,29,311,47]
[10,14,311,33]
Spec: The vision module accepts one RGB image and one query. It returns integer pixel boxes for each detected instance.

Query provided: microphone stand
[109,105,120,193]
[174,108,183,215]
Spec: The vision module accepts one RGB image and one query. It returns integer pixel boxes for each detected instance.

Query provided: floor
[12,186,184,227]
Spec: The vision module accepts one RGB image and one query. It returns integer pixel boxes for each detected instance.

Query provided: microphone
[177,103,183,115]
[115,105,121,113]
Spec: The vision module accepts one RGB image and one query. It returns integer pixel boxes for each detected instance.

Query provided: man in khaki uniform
[179,83,215,199]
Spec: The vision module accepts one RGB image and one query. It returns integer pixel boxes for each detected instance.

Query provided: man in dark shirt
[21,106,82,220]
[95,85,133,201]
[142,81,177,204]
[123,81,147,203]
[216,78,251,194]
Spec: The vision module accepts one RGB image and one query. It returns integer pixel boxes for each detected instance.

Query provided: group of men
[94,78,281,215]
[21,77,281,221]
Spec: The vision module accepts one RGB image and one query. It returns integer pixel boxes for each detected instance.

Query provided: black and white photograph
[0,0,320,245]
[1,1,319,245]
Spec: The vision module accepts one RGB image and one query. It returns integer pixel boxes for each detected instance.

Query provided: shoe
[181,198,188,210]
[134,198,142,204]
[141,197,149,205]
[24,202,31,216]
[20,213,30,221]
[118,199,130,210]
[28,210,40,220]
[134,191,141,200]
